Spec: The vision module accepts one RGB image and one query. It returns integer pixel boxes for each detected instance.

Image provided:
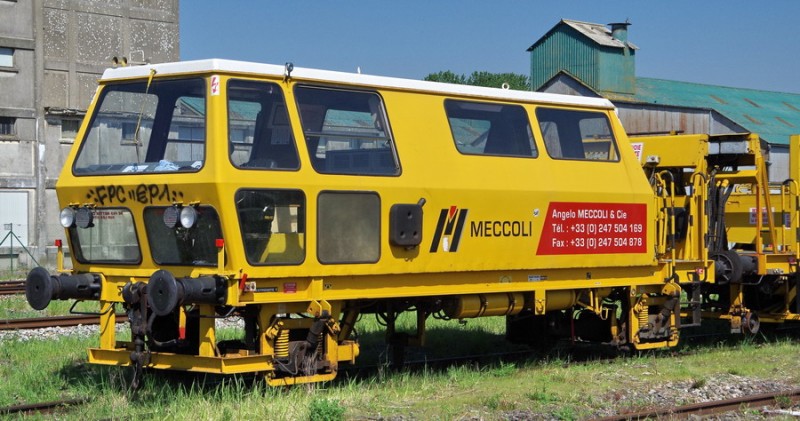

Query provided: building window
[0,117,16,137]
[61,119,80,141]
[176,125,204,142]
[120,122,137,144]
[0,48,13,68]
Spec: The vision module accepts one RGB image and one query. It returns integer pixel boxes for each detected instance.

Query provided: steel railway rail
[0,280,25,295]
[0,398,89,416]
[597,388,800,420]
[0,314,128,331]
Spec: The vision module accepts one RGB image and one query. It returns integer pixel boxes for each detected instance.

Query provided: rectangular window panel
[445,99,537,158]
[144,206,222,266]
[227,80,299,170]
[0,48,12,68]
[74,78,205,175]
[0,117,15,136]
[296,86,399,175]
[536,108,619,161]
[120,122,138,143]
[70,208,141,264]
[318,192,380,263]
[61,119,80,141]
[236,189,305,264]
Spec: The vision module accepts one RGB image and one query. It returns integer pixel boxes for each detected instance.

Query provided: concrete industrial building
[0,0,179,266]
[528,19,800,181]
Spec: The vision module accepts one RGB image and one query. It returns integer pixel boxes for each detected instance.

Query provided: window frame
[68,207,142,265]
[294,85,401,176]
[0,47,14,69]
[444,98,538,159]
[317,190,382,264]
[143,205,225,267]
[60,118,81,142]
[235,188,306,266]
[72,78,207,176]
[0,116,16,139]
[226,79,300,171]
[534,107,621,163]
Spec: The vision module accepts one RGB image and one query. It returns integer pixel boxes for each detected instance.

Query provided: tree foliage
[424,70,530,91]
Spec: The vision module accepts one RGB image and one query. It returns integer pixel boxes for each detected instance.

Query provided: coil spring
[638,298,650,329]
[315,332,323,356]
[274,328,289,359]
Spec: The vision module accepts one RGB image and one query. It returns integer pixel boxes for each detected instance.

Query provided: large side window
[445,99,537,158]
[228,80,299,170]
[236,189,305,265]
[318,192,380,263]
[536,108,619,161]
[295,86,399,175]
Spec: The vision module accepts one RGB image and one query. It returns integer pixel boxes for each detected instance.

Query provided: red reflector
[215,239,224,248]
[790,257,797,265]
[239,273,248,291]
[55,239,63,247]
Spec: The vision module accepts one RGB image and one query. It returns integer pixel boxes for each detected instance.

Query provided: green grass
[0,295,84,319]
[0,267,32,281]
[2,307,800,419]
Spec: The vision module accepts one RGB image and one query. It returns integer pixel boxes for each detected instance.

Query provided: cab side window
[445,99,537,158]
[536,108,619,161]
[295,86,399,175]
[228,80,299,170]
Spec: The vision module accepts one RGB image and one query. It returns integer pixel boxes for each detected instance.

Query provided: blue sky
[180,1,800,93]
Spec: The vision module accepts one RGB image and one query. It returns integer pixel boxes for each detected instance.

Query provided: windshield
[74,78,206,175]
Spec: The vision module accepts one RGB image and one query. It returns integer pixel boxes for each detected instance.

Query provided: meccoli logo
[430,206,469,252]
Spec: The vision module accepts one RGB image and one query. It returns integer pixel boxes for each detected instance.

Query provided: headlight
[179,206,197,228]
[59,207,75,228]
[163,206,179,228]
[75,208,94,229]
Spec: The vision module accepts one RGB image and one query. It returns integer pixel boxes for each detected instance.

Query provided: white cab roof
[101,59,615,109]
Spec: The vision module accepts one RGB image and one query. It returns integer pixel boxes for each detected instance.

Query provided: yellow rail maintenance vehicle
[24,59,710,386]
[634,133,800,333]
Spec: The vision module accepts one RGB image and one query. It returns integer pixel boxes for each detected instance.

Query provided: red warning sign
[537,202,647,255]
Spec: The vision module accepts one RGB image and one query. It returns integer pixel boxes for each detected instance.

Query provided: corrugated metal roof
[629,78,800,145]
[561,19,639,50]
[528,19,638,51]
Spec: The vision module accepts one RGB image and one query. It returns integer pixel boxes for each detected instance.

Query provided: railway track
[0,314,128,330]
[0,280,25,295]
[598,388,800,420]
[0,398,89,416]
